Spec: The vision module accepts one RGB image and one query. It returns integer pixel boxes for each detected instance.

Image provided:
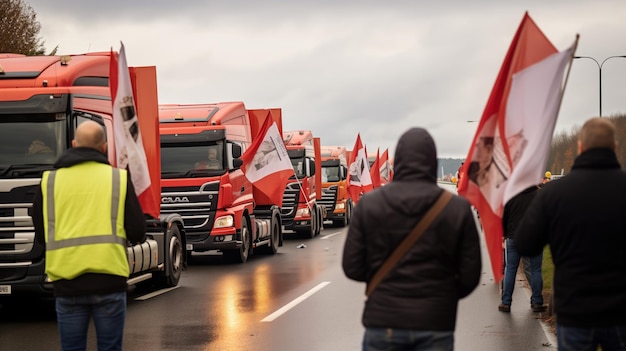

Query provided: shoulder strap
[366,190,453,297]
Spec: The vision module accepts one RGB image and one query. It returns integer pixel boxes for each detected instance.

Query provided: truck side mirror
[340,165,347,180]
[232,144,242,158]
[232,158,243,170]
[308,159,316,176]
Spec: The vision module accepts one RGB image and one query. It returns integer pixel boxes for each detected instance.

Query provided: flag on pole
[370,148,381,188]
[347,134,373,202]
[457,12,577,283]
[110,42,158,218]
[240,114,294,205]
[379,148,391,184]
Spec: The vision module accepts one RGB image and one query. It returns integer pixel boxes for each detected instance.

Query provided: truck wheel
[314,206,321,236]
[346,201,353,224]
[157,224,183,287]
[224,219,250,263]
[309,209,317,238]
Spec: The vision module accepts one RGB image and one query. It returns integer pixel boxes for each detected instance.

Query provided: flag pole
[556,34,580,116]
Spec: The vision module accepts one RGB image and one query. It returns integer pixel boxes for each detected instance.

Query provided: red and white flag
[347,134,373,202]
[379,148,391,185]
[110,42,158,218]
[370,148,381,188]
[457,12,576,283]
[240,114,294,205]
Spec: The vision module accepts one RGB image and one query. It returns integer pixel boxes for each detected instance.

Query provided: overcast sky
[25,0,626,158]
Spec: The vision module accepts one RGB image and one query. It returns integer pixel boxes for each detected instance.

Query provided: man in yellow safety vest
[32,120,146,351]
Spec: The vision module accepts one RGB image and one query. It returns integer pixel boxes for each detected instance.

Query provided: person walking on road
[342,127,482,351]
[498,184,546,313]
[516,117,626,351]
[32,120,146,351]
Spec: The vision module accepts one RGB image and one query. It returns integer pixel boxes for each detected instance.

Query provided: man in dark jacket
[342,127,482,350]
[32,121,146,351]
[499,184,545,313]
[516,117,626,351]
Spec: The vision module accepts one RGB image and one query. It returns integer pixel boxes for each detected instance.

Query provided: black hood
[54,147,110,169]
[392,127,437,183]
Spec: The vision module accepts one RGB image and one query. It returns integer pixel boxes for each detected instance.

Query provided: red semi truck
[0,52,185,298]
[158,104,283,263]
[281,130,324,237]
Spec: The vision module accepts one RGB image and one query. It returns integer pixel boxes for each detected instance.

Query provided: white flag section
[347,134,373,201]
[245,122,292,182]
[503,47,573,204]
[351,147,372,188]
[112,43,151,195]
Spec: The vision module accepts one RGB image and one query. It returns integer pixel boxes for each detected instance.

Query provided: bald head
[73,121,107,153]
[578,117,616,154]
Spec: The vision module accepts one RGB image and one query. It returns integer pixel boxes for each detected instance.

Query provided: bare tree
[0,0,45,55]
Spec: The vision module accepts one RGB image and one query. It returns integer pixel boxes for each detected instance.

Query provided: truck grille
[320,185,338,213]
[0,181,38,261]
[161,181,219,231]
[281,183,300,226]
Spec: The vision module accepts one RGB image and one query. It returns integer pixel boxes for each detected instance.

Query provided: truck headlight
[296,207,310,217]
[214,215,234,228]
[335,203,345,210]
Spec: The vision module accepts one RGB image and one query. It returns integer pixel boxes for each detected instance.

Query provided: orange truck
[0,52,185,298]
[158,104,283,263]
[319,146,353,227]
[281,130,324,237]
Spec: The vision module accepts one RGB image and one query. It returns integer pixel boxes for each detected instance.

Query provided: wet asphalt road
[0,183,556,350]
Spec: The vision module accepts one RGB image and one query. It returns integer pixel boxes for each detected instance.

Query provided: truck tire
[224,218,250,263]
[346,200,353,225]
[315,205,322,236]
[157,224,183,287]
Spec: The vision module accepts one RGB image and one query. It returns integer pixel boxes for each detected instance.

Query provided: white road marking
[134,286,180,301]
[320,231,342,239]
[261,281,331,322]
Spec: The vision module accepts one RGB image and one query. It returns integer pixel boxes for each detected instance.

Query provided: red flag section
[379,148,391,185]
[457,12,576,283]
[240,113,294,206]
[347,134,373,202]
[370,148,381,188]
[110,43,159,218]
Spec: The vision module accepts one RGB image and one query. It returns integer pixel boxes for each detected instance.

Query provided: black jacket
[515,148,626,327]
[502,185,540,239]
[32,147,146,297]
[342,128,481,331]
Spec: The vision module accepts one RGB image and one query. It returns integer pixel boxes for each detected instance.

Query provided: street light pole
[574,55,626,117]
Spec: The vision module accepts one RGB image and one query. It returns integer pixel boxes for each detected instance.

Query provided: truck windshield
[161,143,225,178]
[289,156,306,179]
[322,165,341,182]
[0,116,66,176]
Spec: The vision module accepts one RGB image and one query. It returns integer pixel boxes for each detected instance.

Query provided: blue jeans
[502,238,543,306]
[557,324,626,351]
[55,292,127,351]
[363,327,454,351]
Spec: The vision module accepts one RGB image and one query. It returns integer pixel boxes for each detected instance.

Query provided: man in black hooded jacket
[516,117,626,351]
[342,127,481,350]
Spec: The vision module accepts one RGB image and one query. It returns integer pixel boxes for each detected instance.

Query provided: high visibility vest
[42,161,129,281]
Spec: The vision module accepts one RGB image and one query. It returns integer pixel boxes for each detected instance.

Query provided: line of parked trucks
[0,51,389,299]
